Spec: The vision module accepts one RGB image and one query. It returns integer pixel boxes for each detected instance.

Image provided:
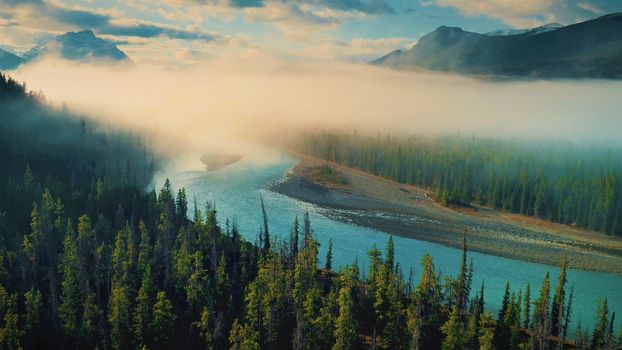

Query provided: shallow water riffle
[153,148,622,334]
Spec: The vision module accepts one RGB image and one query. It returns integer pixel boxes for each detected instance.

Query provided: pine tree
[303,211,313,249]
[134,265,155,348]
[532,272,551,350]
[137,221,152,276]
[76,215,96,291]
[23,288,43,342]
[0,293,22,350]
[333,267,358,350]
[550,256,568,337]
[386,235,395,272]
[441,306,465,350]
[260,195,270,251]
[409,253,443,350]
[108,283,132,350]
[325,238,333,271]
[494,281,511,350]
[456,231,470,316]
[478,311,495,350]
[151,291,176,347]
[216,252,230,311]
[229,318,260,350]
[523,284,531,329]
[591,298,609,350]
[59,221,80,339]
[197,306,213,349]
[291,216,299,260]
[562,285,574,340]
[80,290,102,349]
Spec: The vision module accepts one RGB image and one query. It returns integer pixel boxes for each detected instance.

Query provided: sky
[2,0,622,67]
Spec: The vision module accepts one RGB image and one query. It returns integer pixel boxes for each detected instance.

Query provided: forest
[0,72,621,350]
[294,132,622,236]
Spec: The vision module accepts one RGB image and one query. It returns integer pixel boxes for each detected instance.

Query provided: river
[154,149,621,334]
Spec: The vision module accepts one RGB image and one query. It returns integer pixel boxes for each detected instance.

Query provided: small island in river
[200,153,242,171]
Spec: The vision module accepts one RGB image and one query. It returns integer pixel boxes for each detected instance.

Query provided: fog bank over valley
[13,57,622,156]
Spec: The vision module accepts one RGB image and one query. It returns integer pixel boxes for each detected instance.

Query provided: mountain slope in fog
[372,13,622,79]
[0,48,25,70]
[0,30,133,69]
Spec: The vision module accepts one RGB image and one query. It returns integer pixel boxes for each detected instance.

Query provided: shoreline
[269,154,622,274]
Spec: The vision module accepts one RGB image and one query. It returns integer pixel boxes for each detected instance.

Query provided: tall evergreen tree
[134,265,155,348]
[333,267,358,350]
[532,272,551,350]
[325,238,333,271]
[523,284,531,329]
[441,306,465,350]
[260,195,270,251]
[108,283,132,350]
[59,221,80,341]
[550,256,568,337]
[591,298,609,350]
[151,291,176,347]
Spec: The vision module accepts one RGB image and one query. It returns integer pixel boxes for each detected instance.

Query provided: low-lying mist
[12,57,622,158]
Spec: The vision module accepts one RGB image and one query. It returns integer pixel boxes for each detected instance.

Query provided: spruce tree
[333,267,358,350]
[523,284,531,329]
[532,272,551,350]
[441,306,465,350]
[59,221,80,340]
[550,256,568,337]
[325,238,333,271]
[108,283,132,350]
[151,291,176,347]
[134,265,155,348]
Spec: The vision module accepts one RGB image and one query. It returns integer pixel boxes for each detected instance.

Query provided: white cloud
[577,2,604,14]
[243,2,362,40]
[300,37,414,62]
[432,0,555,27]
[429,0,620,28]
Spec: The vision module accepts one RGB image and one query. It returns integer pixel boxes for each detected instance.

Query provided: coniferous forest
[295,132,622,236]
[1,72,621,350]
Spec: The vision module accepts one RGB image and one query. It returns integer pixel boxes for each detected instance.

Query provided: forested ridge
[295,132,622,236]
[0,73,620,349]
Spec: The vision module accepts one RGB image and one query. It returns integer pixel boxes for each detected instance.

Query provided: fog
[12,57,622,156]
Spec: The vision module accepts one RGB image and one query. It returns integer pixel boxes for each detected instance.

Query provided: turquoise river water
[154,150,621,334]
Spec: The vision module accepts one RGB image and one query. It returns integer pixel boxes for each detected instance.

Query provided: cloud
[308,0,393,15]
[101,21,218,41]
[152,0,392,39]
[243,2,363,40]
[577,2,604,15]
[429,0,622,28]
[11,57,622,156]
[429,0,555,28]
[300,37,414,62]
[230,0,263,8]
[0,1,219,42]
[160,0,393,14]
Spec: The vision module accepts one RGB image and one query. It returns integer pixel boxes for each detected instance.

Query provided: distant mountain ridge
[372,13,622,79]
[0,30,133,69]
[485,23,564,37]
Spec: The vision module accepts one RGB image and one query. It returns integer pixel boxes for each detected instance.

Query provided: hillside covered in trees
[0,73,620,349]
[295,132,622,236]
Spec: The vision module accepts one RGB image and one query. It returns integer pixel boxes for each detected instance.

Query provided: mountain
[485,23,564,37]
[0,30,133,70]
[372,13,622,79]
[24,30,133,65]
[0,48,25,70]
